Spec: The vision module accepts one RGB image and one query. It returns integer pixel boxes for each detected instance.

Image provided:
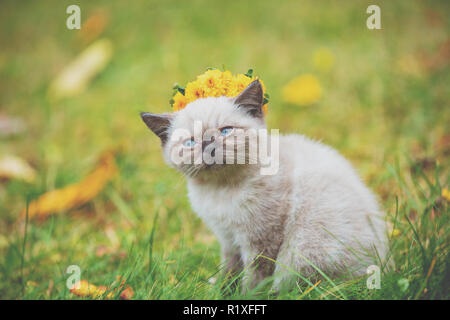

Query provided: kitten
[141,80,389,291]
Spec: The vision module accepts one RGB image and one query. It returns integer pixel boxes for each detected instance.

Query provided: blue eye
[220,127,233,136]
[183,139,196,147]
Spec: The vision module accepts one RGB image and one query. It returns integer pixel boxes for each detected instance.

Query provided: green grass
[0,0,449,299]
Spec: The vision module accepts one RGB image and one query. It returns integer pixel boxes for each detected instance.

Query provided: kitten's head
[141,80,266,181]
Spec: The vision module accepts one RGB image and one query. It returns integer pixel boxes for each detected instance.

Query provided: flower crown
[170,68,269,114]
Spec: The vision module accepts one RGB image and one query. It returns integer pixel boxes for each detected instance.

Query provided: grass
[0,0,449,299]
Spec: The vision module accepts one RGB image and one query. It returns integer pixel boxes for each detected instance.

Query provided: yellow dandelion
[282,74,322,106]
[185,81,205,102]
[172,92,187,111]
[196,69,222,88]
[312,47,334,73]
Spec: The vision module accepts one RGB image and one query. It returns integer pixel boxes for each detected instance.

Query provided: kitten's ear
[140,112,173,145]
[234,79,264,118]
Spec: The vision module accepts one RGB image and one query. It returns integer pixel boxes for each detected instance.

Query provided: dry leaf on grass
[78,10,109,45]
[442,188,450,202]
[119,286,134,300]
[21,150,118,221]
[0,155,36,183]
[70,280,107,299]
[47,39,113,100]
[70,276,133,300]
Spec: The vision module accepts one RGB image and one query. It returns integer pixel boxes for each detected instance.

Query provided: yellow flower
[197,69,222,89]
[312,47,334,72]
[172,92,187,111]
[171,69,269,115]
[282,74,322,106]
[442,188,450,202]
[185,81,205,102]
[234,73,252,94]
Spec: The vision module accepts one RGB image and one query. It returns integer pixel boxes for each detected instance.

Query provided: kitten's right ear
[140,112,173,145]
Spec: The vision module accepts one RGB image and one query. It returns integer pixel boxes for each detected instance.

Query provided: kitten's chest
[187,181,255,228]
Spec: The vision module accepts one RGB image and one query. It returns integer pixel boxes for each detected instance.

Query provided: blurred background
[0,0,448,299]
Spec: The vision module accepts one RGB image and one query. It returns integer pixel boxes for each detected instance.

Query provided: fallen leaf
[21,150,117,220]
[47,39,113,100]
[78,10,109,45]
[0,155,36,183]
[282,74,322,106]
[442,188,450,202]
[119,286,134,300]
[70,280,106,298]
[71,277,133,300]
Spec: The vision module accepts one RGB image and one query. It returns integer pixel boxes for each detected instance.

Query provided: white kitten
[141,80,389,290]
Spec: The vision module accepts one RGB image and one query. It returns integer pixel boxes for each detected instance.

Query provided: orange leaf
[119,286,134,300]
[21,150,117,221]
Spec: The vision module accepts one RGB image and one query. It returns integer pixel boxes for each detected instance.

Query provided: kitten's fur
[141,80,389,291]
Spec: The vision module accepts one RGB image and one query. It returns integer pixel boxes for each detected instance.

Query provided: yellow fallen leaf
[0,155,36,183]
[442,188,450,202]
[70,278,133,300]
[22,150,117,220]
[70,280,107,298]
[47,39,113,100]
[282,74,322,106]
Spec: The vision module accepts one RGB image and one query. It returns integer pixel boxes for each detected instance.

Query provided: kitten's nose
[202,140,215,157]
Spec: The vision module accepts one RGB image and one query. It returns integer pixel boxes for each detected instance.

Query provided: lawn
[0,0,448,299]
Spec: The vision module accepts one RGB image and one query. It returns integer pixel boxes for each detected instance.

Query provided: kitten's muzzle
[202,139,216,158]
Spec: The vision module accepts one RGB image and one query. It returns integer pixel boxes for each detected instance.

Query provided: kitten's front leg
[221,245,244,279]
[241,250,275,292]
[218,245,243,293]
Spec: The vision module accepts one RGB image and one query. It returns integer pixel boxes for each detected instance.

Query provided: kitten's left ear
[140,112,174,145]
[234,79,264,118]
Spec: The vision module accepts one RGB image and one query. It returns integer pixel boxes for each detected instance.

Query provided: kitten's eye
[183,138,196,148]
[220,127,234,137]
